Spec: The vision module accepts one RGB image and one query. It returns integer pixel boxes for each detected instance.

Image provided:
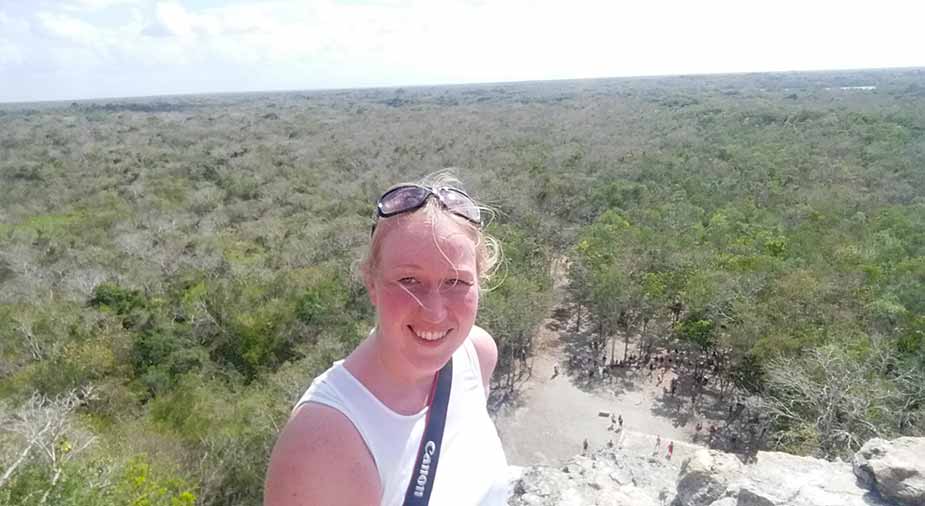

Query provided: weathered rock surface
[676,449,742,506]
[724,450,880,506]
[509,454,661,506]
[673,447,887,506]
[853,437,925,506]
[508,431,707,506]
[507,431,924,506]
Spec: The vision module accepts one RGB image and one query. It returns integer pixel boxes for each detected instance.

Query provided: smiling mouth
[410,326,450,341]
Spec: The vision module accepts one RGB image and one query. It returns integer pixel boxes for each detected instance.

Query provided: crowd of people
[554,333,773,460]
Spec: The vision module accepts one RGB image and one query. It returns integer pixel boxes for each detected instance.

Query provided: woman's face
[366,213,479,376]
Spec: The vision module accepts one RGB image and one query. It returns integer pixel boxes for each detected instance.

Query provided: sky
[0,0,923,103]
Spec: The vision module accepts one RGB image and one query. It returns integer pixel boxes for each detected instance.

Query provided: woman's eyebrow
[391,264,423,270]
[389,265,475,277]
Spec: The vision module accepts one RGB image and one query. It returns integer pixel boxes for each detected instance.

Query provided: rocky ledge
[508,431,924,506]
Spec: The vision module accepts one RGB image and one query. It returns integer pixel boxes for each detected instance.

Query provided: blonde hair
[358,170,501,288]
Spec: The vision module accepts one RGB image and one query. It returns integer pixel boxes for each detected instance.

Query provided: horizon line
[3,64,923,106]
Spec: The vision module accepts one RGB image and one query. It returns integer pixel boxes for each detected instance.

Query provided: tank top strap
[460,335,486,396]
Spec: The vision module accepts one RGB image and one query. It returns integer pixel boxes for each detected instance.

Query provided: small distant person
[655,435,661,449]
[583,438,589,455]
[552,362,559,379]
[667,441,674,459]
[618,414,623,428]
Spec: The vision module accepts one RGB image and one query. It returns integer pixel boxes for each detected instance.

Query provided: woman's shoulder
[264,403,380,506]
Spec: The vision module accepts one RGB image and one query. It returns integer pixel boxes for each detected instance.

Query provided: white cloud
[0,38,24,65]
[140,19,172,37]
[36,11,103,45]
[60,0,146,12]
[151,2,194,38]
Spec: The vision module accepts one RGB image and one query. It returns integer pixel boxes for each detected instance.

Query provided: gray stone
[738,450,876,506]
[562,462,581,475]
[507,432,922,506]
[675,450,743,506]
[853,437,925,506]
[520,493,543,505]
[555,488,584,506]
[736,487,777,506]
[673,447,889,506]
[610,486,661,506]
[609,468,633,485]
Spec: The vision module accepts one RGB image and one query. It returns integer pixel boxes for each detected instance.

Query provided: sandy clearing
[492,262,723,466]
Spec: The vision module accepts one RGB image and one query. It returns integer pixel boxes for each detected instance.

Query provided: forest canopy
[1,68,924,505]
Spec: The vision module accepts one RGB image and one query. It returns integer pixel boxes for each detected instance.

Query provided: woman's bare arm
[264,403,381,506]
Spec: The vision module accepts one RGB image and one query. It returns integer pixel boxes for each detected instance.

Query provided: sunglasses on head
[373,184,482,233]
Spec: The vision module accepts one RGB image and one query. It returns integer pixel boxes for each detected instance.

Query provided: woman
[264,175,512,505]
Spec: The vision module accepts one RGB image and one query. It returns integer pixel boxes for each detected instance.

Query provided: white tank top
[296,337,513,506]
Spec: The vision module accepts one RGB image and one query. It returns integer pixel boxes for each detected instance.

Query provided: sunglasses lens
[439,188,481,224]
[379,186,430,216]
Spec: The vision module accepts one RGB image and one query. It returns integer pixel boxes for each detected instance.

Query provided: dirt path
[492,260,722,466]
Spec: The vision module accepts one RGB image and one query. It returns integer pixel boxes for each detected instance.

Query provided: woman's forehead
[377,217,477,271]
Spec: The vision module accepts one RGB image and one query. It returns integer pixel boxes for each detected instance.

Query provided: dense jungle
[1,68,924,505]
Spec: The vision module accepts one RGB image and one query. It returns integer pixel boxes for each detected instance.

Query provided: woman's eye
[398,277,419,285]
[444,279,471,288]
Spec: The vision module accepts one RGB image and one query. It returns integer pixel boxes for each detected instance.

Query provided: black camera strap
[402,358,453,506]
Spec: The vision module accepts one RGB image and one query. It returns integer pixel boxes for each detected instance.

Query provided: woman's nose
[418,288,448,322]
